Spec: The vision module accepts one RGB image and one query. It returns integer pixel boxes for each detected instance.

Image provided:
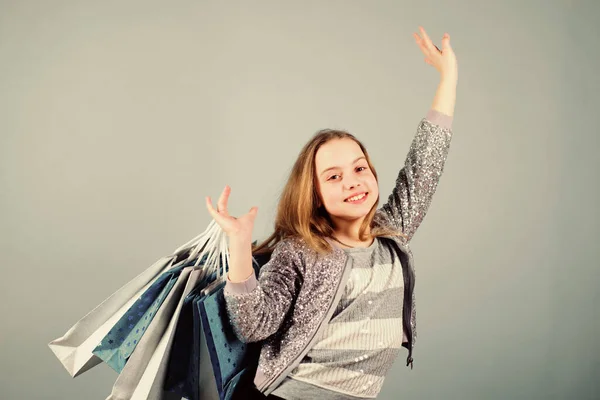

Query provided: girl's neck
[330,234,374,249]
[331,221,373,248]
[331,215,367,239]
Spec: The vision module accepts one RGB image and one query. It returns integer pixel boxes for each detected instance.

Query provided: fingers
[205,196,219,220]
[217,185,230,216]
[240,206,258,222]
[413,32,425,50]
[418,26,435,51]
[414,27,444,56]
[413,34,432,58]
[441,33,451,50]
[248,206,258,221]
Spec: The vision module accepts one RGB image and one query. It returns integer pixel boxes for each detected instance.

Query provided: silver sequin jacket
[224,109,453,396]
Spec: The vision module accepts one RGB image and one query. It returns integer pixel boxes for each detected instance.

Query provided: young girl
[205,26,457,400]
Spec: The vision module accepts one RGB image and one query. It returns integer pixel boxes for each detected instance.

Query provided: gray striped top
[271,237,404,399]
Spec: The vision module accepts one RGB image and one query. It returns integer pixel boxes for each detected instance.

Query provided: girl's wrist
[440,72,458,85]
[228,233,253,246]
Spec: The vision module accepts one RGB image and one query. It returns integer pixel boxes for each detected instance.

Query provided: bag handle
[170,219,230,281]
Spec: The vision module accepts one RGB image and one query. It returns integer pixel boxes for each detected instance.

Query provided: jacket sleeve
[223,238,302,343]
[379,109,454,242]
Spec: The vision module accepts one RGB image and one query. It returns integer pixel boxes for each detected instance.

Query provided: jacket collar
[324,210,404,249]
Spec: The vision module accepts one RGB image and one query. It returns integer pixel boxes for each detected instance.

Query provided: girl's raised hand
[413,26,458,80]
[205,185,258,240]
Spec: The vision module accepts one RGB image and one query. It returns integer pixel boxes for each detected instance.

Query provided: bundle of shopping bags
[48,220,270,400]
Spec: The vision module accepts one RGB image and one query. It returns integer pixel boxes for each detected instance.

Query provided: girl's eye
[328,167,367,181]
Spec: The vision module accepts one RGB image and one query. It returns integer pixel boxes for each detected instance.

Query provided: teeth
[346,193,366,202]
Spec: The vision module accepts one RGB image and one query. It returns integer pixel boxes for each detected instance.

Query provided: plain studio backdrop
[1,1,598,399]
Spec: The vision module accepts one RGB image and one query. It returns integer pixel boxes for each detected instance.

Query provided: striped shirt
[271,237,404,399]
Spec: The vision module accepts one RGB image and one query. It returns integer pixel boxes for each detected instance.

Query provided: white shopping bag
[105,267,192,399]
[48,255,179,377]
[131,268,203,400]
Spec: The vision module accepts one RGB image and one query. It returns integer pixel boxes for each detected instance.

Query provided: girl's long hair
[252,129,407,257]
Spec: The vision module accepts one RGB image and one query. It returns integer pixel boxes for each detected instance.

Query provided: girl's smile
[344,192,368,204]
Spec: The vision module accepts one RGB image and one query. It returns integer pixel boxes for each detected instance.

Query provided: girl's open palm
[205,185,258,239]
[413,26,458,80]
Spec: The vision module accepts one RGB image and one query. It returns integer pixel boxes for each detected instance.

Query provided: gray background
[1,0,598,399]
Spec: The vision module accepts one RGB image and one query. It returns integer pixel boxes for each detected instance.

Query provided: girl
[205,26,457,400]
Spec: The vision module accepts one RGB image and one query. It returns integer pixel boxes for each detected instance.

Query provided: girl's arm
[379,77,456,242]
[205,187,299,342]
[380,26,458,241]
[223,238,302,343]
[431,76,457,117]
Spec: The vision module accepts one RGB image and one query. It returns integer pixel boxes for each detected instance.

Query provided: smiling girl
[206,26,458,400]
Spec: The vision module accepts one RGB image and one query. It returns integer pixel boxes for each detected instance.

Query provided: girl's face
[314,138,379,224]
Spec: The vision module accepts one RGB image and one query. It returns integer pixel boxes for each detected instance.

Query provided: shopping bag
[192,253,269,400]
[106,267,193,400]
[48,218,227,379]
[198,286,261,400]
[163,259,227,399]
[168,281,227,400]
[196,287,224,400]
[92,263,190,373]
[129,268,204,400]
[48,255,179,377]
[162,281,205,399]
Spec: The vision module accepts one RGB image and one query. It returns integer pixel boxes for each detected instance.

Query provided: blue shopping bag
[196,251,271,400]
[163,254,228,400]
[92,263,190,373]
[164,246,270,400]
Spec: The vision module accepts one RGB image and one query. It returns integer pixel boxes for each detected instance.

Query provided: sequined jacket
[224,109,453,396]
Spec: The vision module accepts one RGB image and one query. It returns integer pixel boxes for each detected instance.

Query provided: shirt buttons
[368,300,373,305]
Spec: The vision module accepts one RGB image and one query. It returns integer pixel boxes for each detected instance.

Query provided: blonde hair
[252,129,407,257]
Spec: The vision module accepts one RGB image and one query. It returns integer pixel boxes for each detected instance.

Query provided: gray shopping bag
[48,255,179,377]
[130,268,203,400]
[106,267,193,400]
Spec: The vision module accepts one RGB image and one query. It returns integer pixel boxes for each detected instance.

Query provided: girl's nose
[344,181,361,190]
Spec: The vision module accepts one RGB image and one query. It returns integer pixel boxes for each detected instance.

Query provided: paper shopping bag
[48,255,178,377]
[92,263,190,373]
[129,268,204,400]
[106,267,193,400]
[198,287,261,400]
[162,278,209,399]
